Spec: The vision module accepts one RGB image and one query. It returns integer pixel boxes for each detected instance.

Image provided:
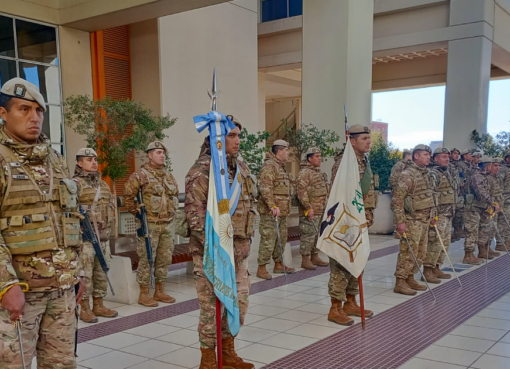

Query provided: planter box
[369,192,394,235]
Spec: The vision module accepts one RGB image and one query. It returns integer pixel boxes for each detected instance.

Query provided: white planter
[369,193,394,235]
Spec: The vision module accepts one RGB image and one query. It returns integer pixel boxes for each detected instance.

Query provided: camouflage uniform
[393,161,436,280]
[296,161,329,256]
[389,159,410,190]
[483,173,503,247]
[185,137,256,349]
[497,161,510,249]
[257,153,291,265]
[123,163,178,286]
[450,159,466,238]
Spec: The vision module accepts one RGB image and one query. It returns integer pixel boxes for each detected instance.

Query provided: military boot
[463,251,483,265]
[273,262,295,274]
[488,247,500,258]
[406,275,427,291]
[138,285,159,307]
[394,278,417,296]
[80,300,98,323]
[301,255,316,270]
[432,266,451,280]
[199,348,217,369]
[343,295,374,318]
[477,245,492,260]
[92,297,118,318]
[421,266,441,284]
[153,282,176,303]
[495,243,507,252]
[222,337,255,369]
[256,265,272,280]
[311,253,328,267]
[327,299,354,326]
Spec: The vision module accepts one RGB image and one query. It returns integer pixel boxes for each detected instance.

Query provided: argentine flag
[194,111,242,336]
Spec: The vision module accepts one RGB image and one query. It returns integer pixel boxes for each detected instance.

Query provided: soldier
[73,148,118,323]
[296,147,329,270]
[449,148,465,241]
[0,77,85,368]
[463,155,496,264]
[123,141,178,307]
[185,117,256,369]
[256,139,295,279]
[393,144,437,296]
[389,149,412,190]
[327,125,375,326]
[472,150,482,167]
[422,148,455,284]
[481,158,502,259]
[496,151,510,252]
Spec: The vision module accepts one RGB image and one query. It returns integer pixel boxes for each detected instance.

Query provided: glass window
[0,16,15,58]
[16,19,58,65]
[261,0,302,22]
[18,62,61,105]
[0,58,17,86]
[42,105,63,144]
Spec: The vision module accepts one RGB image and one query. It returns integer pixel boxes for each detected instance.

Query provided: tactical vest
[231,163,256,238]
[502,165,510,195]
[75,176,113,240]
[472,173,491,209]
[490,175,503,203]
[435,170,455,205]
[0,145,80,255]
[405,165,436,211]
[258,158,291,217]
[140,167,178,222]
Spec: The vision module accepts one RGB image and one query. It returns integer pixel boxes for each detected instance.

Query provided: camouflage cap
[413,144,432,154]
[146,141,167,153]
[1,77,47,112]
[349,124,371,135]
[273,139,289,148]
[433,147,451,156]
[305,147,320,156]
[76,148,98,158]
[480,155,493,164]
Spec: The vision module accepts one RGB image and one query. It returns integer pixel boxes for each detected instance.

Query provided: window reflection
[19,62,61,104]
[42,105,63,144]
[0,59,17,86]
[0,16,15,58]
[16,19,57,65]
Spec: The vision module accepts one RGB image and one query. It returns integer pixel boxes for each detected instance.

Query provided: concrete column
[443,36,492,149]
[301,0,374,172]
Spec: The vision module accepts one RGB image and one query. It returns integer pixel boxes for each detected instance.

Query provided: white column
[443,36,492,149]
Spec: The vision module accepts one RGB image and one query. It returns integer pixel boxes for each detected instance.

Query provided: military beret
[0,77,47,112]
[349,124,371,135]
[450,148,461,154]
[146,141,167,153]
[403,149,411,155]
[460,149,471,155]
[273,139,288,148]
[227,115,243,130]
[413,144,432,154]
[306,147,320,156]
[76,148,98,158]
[433,147,450,156]
[480,156,493,164]
[471,150,482,158]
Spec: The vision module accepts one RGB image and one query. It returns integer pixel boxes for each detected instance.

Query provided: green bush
[368,131,401,192]
[470,130,510,157]
[239,128,270,176]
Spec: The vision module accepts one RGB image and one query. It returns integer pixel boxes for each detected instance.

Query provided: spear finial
[207,68,220,112]
[344,104,350,141]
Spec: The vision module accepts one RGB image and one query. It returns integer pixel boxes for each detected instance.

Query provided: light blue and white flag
[193,111,242,335]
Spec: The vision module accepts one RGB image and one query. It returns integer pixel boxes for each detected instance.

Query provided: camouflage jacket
[429,163,455,217]
[499,162,510,197]
[488,173,504,204]
[392,161,436,224]
[448,160,463,196]
[123,163,179,223]
[257,153,291,217]
[0,128,79,293]
[389,159,410,190]
[185,137,256,259]
[469,170,493,209]
[296,161,329,216]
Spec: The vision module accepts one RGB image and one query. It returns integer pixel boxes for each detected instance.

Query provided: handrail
[267,109,297,146]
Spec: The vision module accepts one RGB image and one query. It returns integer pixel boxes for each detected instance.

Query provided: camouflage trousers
[328,258,358,302]
[193,239,250,349]
[478,211,495,246]
[424,215,452,268]
[258,214,288,265]
[136,221,174,286]
[81,240,111,300]
[394,217,429,280]
[0,288,77,369]
[464,208,482,252]
[299,215,320,256]
[452,207,464,234]
[496,200,510,247]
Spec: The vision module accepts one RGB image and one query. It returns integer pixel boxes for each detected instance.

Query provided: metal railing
[267,109,297,146]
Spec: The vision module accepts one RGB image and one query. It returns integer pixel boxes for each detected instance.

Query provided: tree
[471,129,510,157]
[285,123,340,164]
[239,128,270,176]
[64,95,176,236]
[368,131,401,192]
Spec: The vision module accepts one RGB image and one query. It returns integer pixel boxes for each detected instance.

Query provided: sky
[372,79,510,150]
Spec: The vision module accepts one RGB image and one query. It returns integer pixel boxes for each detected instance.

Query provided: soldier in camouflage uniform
[393,144,437,296]
[123,141,178,307]
[423,148,455,284]
[256,139,295,280]
[73,148,118,323]
[185,118,256,369]
[0,78,85,368]
[480,158,502,259]
[389,149,411,190]
[450,148,466,241]
[296,147,329,270]
[496,151,510,252]
[327,125,375,326]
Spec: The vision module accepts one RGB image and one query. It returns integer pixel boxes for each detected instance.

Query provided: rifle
[136,188,155,288]
[79,205,115,295]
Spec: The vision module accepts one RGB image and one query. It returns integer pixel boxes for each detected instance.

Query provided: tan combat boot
[199,348,217,369]
[222,337,255,369]
[92,297,118,318]
[406,275,427,291]
[311,253,328,267]
[463,251,483,265]
[477,244,492,260]
[80,300,98,323]
[153,282,176,304]
[138,285,159,307]
[495,243,507,252]
[301,255,316,270]
[488,247,500,258]
[256,265,272,280]
[422,266,441,284]
[327,299,354,326]
[273,262,295,274]
[343,294,374,318]
[394,278,417,296]
[432,266,451,280]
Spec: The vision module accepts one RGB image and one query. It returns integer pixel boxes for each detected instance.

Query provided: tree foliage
[285,123,340,164]
[239,128,270,176]
[64,95,176,181]
[368,131,401,191]
[470,129,510,157]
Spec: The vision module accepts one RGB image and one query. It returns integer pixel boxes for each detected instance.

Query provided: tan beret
[0,78,47,112]
[460,149,471,155]
[403,149,411,155]
[306,147,320,156]
[450,148,461,154]
[472,150,482,158]
[146,141,167,153]
[480,156,493,164]
[227,115,243,130]
[433,147,450,156]
[273,139,288,148]
[413,144,432,154]
[349,124,371,135]
[76,148,98,158]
